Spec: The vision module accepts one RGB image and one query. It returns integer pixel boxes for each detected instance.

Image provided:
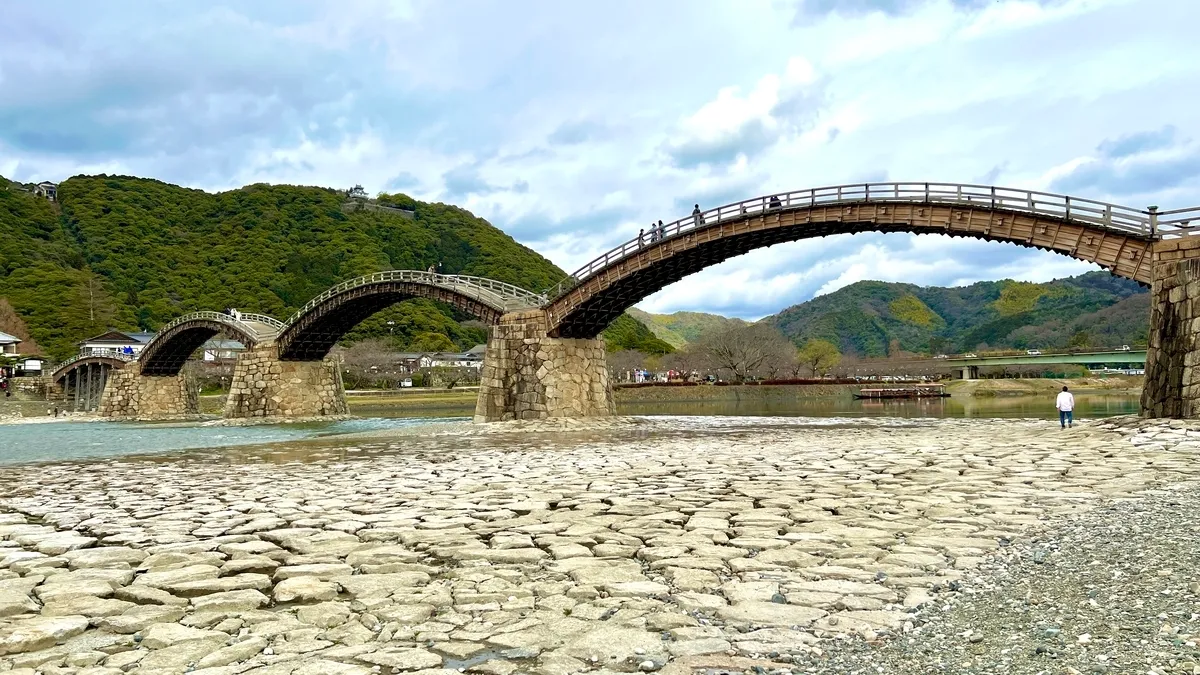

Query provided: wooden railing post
[1149,206,1159,238]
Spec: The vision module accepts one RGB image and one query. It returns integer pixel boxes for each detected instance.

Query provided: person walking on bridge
[1056,385,1074,429]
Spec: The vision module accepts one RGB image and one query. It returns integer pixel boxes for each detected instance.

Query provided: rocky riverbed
[1,415,1198,675]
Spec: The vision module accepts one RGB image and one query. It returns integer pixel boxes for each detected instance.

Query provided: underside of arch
[546,205,1154,338]
[139,321,257,376]
[276,282,505,361]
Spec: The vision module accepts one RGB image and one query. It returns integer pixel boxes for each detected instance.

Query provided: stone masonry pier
[475,309,613,422]
[1142,236,1200,417]
[224,344,348,419]
[97,361,198,419]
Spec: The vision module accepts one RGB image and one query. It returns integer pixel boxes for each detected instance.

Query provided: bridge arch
[274,271,547,360]
[137,312,282,376]
[543,182,1195,338]
[51,352,133,383]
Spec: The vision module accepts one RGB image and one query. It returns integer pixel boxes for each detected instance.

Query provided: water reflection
[0,394,1138,467]
[0,417,457,466]
[616,394,1140,419]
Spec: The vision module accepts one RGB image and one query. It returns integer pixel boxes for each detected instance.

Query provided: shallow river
[0,394,1138,465]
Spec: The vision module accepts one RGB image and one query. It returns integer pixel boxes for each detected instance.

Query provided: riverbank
[1,416,1197,673]
[614,382,863,403]
[945,375,1142,397]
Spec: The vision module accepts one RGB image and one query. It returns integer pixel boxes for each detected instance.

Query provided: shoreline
[1,416,1197,673]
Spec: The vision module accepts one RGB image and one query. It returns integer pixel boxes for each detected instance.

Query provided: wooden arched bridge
[541,182,1199,338]
[89,181,1200,421]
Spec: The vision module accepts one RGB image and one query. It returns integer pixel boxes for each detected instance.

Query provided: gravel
[790,481,1200,675]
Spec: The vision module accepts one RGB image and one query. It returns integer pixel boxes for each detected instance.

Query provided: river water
[0,394,1138,465]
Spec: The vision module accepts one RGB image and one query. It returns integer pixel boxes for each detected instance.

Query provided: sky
[3,0,1200,319]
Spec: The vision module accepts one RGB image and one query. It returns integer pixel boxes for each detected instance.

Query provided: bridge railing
[54,349,135,373]
[280,270,547,328]
[237,313,285,331]
[142,311,277,354]
[1156,206,1200,237]
[544,182,1187,300]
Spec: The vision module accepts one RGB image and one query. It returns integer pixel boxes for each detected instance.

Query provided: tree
[797,339,841,377]
[694,323,794,383]
[409,331,456,352]
[606,350,646,382]
[1068,330,1091,350]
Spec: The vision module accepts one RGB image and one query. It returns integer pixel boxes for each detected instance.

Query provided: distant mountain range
[627,308,748,349]
[769,271,1148,357]
[633,271,1149,357]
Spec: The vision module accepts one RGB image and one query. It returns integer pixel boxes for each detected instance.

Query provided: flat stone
[141,622,228,649]
[0,615,89,656]
[40,595,135,617]
[273,563,354,581]
[275,576,339,603]
[716,602,828,627]
[196,636,268,668]
[358,647,443,670]
[0,590,39,618]
[95,604,187,633]
[113,585,189,606]
[333,572,430,598]
[61,547,147,570]
[190,589,271,613]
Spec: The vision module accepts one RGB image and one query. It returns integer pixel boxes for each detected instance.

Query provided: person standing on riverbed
[1056,385,1074,429]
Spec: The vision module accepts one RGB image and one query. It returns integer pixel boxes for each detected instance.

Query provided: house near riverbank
[0,331,19,355]
[79,330,156,357]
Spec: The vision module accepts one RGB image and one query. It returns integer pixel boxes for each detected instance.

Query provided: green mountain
[767,272,1148,357]
[0,175,670,359]
[627,308,749,349]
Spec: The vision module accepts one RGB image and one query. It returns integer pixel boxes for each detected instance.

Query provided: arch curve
[138,312,279,376]
[543,182,1198,338]
[275,271,546,360]
[51,352,133,382]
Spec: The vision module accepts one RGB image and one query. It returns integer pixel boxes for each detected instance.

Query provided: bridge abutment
[1143,237,1200,417]
[99,362,198,419]
[224,345,347,419]
[475,309,614,422]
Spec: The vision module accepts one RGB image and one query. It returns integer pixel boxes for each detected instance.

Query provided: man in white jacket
[1056,385,1075,429]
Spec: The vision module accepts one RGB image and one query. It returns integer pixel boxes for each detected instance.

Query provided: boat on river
[854,384,949,399]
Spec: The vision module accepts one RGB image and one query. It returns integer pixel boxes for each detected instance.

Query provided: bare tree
[607,350,646,383]
[693,323,794,383]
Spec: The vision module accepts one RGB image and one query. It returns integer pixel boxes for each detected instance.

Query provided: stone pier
[98,362,198,419]
[224,344,347,419]
[1143,237,1200,417]
[475,309,614,422]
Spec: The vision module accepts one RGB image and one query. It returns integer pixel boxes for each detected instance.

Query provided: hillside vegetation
[627,308,749,349]
[768,272,1148,357]
[0,175,671,359]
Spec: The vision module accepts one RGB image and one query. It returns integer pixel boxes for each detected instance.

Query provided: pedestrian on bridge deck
[638,228,645,247]
[1056,385,1074,429]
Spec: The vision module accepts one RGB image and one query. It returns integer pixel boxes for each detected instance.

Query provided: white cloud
[2,0,1199,320]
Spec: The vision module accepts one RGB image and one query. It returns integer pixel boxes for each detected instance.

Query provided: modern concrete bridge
[96,182,1200,420]
[936,350,1147,379]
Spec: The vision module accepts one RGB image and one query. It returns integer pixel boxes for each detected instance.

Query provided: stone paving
[0,415,1198,675]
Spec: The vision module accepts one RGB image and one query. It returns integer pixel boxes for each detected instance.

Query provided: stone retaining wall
[475,309,614,422]
[98,362,198,419]
[224,345,347,418]
[1142,237,1200,417]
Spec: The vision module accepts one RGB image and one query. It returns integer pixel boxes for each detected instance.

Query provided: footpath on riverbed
[0,414,1197,674]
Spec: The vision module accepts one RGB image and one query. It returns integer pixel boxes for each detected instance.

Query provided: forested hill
[627,308,748,349]
[0,175,670,359]
[767,272,1149,357]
